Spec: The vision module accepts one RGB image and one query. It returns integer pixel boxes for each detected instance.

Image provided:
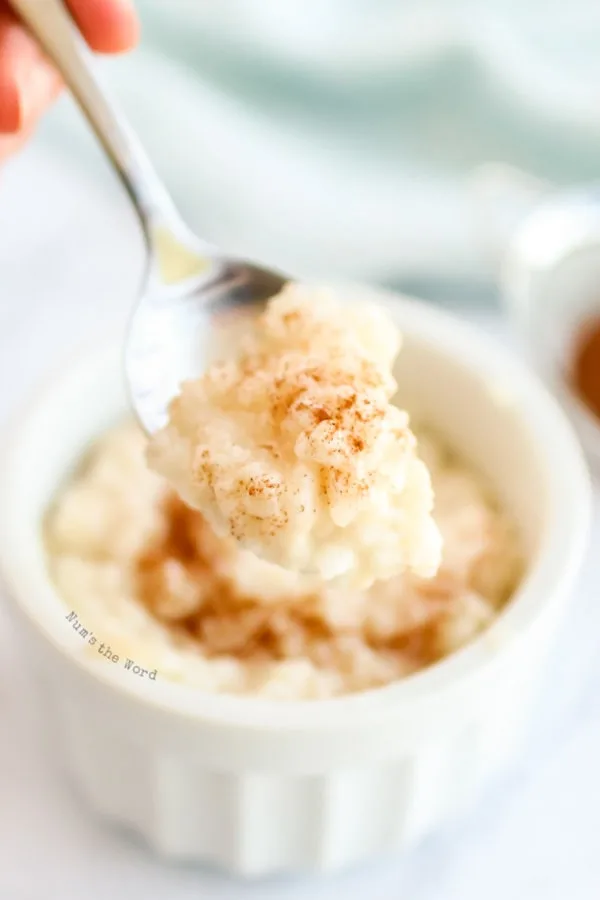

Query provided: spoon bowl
[125,246,287,434]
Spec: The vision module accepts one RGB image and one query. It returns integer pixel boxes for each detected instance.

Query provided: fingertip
[103,8,139,54]
[68,0,140,54]
[0,9,63,135]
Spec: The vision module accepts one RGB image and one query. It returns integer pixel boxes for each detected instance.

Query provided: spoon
[11,0,289,435]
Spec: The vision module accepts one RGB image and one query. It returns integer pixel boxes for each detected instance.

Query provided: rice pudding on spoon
[148,284,442,588]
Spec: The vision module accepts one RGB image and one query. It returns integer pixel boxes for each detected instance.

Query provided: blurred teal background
[139,1,600,182]
[41,1,600,304]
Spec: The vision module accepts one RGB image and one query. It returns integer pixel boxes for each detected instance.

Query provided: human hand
[0,0,138,160]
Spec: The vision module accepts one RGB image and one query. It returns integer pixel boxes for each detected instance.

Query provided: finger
[0,8,62,134]
[66,0,139,53]
[0,0,138,137]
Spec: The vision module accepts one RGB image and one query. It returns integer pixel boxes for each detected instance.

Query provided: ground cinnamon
[133,493,444,667]
[571,317,600,421]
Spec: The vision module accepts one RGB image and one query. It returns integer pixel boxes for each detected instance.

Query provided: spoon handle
[10,0,196,254]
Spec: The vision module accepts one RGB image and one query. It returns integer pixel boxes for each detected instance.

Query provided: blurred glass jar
[504,184,600,467]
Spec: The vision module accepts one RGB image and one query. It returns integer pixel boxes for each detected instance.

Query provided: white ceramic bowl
[0,289,591,877]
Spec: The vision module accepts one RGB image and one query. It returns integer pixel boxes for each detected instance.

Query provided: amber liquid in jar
[571,318,600,421]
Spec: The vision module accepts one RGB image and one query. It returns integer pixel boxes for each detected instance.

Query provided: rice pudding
[147,284,442,589]
[45,422,521,700]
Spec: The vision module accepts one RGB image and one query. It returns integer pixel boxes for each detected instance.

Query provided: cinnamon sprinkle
[134,493,445,667]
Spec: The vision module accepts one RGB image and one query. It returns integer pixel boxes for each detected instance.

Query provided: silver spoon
[11,0,289,434]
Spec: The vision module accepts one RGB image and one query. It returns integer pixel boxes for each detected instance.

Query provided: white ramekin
[0,289,591,877]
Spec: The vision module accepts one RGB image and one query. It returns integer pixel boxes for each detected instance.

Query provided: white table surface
[1,140,600,900]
